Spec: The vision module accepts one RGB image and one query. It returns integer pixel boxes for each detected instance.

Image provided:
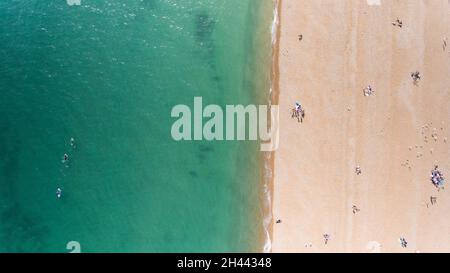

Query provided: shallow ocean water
[0,0,273,252]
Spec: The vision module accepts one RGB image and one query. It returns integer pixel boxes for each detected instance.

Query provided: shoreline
[259,0,282,253]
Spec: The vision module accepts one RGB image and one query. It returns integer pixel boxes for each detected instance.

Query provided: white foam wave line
[262,153,273,253]
[261,0,280,254]
[270,0,280,46]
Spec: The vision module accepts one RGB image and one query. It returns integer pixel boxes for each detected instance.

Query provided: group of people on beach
[363,85,375,97]
[352,205,360,215]
[392,18,403,28]
[291,102,305,123]
[411,71,421,84]
[431,165,445,189]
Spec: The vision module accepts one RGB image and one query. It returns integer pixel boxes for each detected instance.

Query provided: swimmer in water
[56,188,62,199]
[62,153,69,163]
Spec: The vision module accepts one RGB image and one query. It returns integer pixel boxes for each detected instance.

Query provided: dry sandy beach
[272,0,450,252]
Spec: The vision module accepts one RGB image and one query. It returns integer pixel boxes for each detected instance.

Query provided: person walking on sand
[352,205,360,214]
[363,85,374,97]
[430,196,437,205]
[292,102,304,123]
[323,234,330,245]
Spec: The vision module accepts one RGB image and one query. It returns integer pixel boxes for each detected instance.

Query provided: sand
[272,0,450,253]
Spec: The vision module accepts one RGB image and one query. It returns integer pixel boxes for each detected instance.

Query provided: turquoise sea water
[0,0,273,252]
